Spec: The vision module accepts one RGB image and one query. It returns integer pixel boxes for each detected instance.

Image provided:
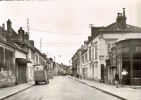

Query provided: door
[18,63,26,84]
[132,53,141,85]
[101,64,104,83]
[92,65,94,79]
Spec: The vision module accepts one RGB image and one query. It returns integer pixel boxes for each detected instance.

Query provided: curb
[69,77,127,100]
[0,85,34,100]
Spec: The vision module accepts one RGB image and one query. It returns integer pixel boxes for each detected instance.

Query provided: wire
[11,24,88,36]
[0,20,89,36]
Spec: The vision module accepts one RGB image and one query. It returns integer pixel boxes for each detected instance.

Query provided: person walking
[115,71,119,88]
[121,69,128,85]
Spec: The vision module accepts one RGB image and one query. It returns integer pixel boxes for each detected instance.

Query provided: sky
[0,0,141,65]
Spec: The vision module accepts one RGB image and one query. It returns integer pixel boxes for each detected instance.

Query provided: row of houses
[72,8,141,85]
[0,19,58,88]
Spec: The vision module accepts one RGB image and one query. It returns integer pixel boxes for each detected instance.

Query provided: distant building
[71,49,81,77]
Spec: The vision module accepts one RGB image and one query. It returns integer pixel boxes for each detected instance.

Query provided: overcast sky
[0,0,141,65]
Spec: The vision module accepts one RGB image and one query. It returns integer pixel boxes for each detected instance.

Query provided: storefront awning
[16,58,32,64]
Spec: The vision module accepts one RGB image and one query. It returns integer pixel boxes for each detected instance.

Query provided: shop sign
[135,47,141,52]
[123,47,129,52]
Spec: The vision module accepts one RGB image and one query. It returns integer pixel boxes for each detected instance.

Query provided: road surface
[4,76,120,100]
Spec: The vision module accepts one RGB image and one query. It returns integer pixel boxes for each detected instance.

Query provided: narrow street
[4,76,120,100]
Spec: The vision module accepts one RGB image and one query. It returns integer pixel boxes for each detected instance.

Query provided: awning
[16,58,32,64]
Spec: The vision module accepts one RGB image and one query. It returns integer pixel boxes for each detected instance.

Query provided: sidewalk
[0,82,34,100]
[69,76,141,100]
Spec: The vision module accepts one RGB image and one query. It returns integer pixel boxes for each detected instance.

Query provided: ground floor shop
[109,39,141,85]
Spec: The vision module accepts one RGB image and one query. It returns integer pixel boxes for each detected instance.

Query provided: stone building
[0,19,48,87]
[72,8,141,84]
[71,49,81,77]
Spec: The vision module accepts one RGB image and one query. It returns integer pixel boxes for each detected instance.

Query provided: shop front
[115,39,141,85]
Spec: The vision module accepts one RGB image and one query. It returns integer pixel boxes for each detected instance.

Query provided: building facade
[109,39,141,85]
[72,8,141,84]
[0,19,48,87]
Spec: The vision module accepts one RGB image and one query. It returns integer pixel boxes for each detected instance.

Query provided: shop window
[133,53,141,78]
[122,53,129,61]
[0,47,4,69]
[4,49,14,75]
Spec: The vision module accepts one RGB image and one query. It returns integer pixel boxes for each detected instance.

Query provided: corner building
[76,8,141,83]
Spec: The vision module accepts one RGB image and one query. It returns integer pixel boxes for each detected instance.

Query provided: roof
[0,26,18,49]
[98,22,141,33]
[86,22,141,45]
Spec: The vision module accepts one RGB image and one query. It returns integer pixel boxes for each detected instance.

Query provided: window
[36,55,38,64]
[92,46,94,60]
[31,50,35,60]
[82,55,84,63]
[107,43,115,55]
[85,53,87,62]
[133,53,141,78]
[5,49,14,75]
[95,45,97,59]
[89,47,91,60]
[0,47,4,67]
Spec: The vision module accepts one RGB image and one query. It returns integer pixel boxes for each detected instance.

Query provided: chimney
[2,24,6,39]
[29,40,34,46]
[24,32,29,41]
[2,24,5,30]
[116,8,127,29]
[88,36,91,42]
[89,24,93,36]
[7,19,12,35]
[123,8,125,16]
[84,41,88,45]
[18,27,25,40]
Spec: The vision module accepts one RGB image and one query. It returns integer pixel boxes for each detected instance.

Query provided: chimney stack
[116,8,127,29]
[2,24,5,30]
[7,19,12,35]
[123,8,125,16]
[24,32,29,41]
[2,24,6,39]
[29,40,34,46]
[18,27,25,40]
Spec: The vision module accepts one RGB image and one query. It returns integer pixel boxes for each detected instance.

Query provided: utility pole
[54,56,56,62]
[40,38,42,52]
[27,18,30,34]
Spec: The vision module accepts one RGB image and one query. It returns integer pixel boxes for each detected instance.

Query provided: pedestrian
[115,71,119,88]
[121,69,128,85]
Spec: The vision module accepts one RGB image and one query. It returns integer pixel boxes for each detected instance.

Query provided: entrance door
[133,53,141,85]
[101,64,104,83]
[122,53,130,85]
[18,63,26,84]
[92,65,94,79]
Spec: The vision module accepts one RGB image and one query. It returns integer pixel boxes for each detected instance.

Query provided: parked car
[34,70,49,85]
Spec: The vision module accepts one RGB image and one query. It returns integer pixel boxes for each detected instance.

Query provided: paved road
[4,76,120,100]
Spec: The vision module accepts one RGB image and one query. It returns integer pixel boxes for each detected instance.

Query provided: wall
[0,44,16,87]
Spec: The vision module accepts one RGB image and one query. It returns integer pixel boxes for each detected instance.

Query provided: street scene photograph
[0,0,141,100]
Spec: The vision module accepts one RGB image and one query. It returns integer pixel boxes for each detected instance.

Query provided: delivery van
[34,66,49,85]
